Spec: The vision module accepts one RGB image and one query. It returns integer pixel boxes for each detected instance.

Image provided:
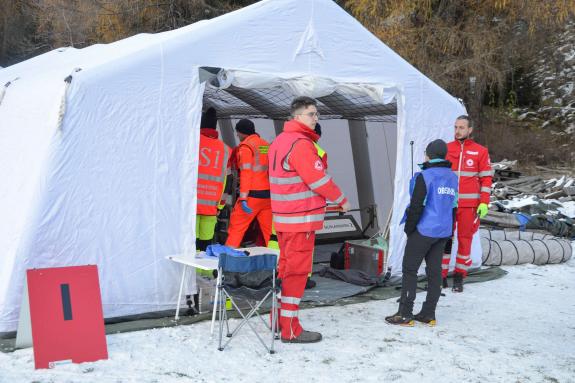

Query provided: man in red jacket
[443,115,492,292]
[269,96,350,343]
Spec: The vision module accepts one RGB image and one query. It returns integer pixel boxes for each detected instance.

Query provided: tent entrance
[199,68,398,240]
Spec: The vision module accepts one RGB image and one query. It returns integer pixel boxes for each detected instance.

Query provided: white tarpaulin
[0,0,472,333]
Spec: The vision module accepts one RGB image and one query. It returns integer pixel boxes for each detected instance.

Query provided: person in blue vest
[386,139,458,326]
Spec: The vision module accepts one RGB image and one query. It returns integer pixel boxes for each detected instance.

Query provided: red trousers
[225,197,272,248]
[277,231,315,340]
[442,206,480,277]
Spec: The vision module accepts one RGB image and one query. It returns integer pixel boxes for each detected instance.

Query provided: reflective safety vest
[314,142,328,169]
[236,134,270,200]
[268,120,347,232]
[412,166,458,238]
[197,134,231,216]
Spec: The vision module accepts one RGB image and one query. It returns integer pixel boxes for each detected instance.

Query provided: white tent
[0,0,478,334]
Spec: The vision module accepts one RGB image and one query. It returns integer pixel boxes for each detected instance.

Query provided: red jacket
[236,134,270,200]
[268,120,347,232]
[197,129,231,215]
[446,139,492,207]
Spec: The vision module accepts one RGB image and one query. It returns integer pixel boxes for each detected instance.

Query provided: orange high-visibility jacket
[446,139,492,208]
[268,120,347,232]
[197,129,231,215]
[236,134,270,200]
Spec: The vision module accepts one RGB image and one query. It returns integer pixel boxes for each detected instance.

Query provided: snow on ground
[559,201,575,219]
[2,259,575,383]
[499,195,539,209]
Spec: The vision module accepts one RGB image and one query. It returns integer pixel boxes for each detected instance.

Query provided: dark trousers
[400,230,448,317]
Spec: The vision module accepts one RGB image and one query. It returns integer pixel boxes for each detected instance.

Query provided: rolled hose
[480,229,572,266]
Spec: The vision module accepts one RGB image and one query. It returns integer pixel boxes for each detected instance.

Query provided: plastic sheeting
[0,0,467,332]
[480,229,572,266]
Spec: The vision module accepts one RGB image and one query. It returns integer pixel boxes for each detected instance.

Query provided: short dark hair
[290,96,317,116]
[456,114,473,128]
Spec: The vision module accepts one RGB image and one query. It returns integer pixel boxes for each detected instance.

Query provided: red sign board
[27,265,108,369]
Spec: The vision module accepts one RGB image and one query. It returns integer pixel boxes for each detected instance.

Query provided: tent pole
[348,119,379,235]
[218,119,237,148]
[272,120,284,137]
[410,140,414,177]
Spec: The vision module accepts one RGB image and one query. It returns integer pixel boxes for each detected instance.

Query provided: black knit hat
[200,107,217,129]
[235,119,255,135]
[314,123,322,137]
[425,139,448,159]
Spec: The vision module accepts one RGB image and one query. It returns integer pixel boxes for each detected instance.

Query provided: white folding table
[166,247,279,334]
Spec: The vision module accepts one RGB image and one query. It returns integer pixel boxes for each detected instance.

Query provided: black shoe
[385,313,414,326]
[452,272,464,293]
[305,278,317,290]
[185,294,198,316]
[414,312,437,327]
[281,330,322,343]
[442,277,448,289]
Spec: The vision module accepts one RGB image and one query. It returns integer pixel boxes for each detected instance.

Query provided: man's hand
[340,201,351,213]
[477,203,488,219]
[240,200,253,214]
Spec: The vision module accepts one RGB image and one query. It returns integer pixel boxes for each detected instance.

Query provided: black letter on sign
[60,284,73,321]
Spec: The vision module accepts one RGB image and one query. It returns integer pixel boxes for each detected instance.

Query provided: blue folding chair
[216,252,279,354]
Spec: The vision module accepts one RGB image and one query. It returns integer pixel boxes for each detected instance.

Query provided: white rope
[0,77,19,108]
[56,68,81,131]
[56,81,71,131]
[0,87,6,106]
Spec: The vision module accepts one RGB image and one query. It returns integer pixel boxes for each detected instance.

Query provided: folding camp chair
[215,252,279,354]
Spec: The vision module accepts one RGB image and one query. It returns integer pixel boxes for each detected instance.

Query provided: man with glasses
[442,115,492,292]
[268,96,350,343]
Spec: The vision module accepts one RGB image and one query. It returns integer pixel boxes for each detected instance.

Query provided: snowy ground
[2,259,575,383]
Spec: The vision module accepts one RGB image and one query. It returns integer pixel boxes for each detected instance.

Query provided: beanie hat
[235,119,256,135]
[314,123,322,137]
[200,107,217,129]
[425,139,448,160]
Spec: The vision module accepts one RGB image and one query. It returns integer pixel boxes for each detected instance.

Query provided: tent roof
[1,0,448,123]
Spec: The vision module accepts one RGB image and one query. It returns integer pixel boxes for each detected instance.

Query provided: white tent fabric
[0,0,474,333]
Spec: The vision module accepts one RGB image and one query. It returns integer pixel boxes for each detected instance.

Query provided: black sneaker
[281,330,322,343]
[385,313,414,327]
[305,278,317,290]
[452,272,464,293]
[414,312,437,327]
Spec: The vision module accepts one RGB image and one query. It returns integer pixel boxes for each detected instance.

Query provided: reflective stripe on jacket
[446,139,492,207]
[268,120,347,232]
[197,132,231,215]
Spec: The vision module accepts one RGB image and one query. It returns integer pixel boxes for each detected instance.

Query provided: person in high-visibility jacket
[196,107,231,251]
[270,124,325,291]
[225,119,273,248]
[443,115,492,292]
[301,123,328,290]
[269,96,350,344]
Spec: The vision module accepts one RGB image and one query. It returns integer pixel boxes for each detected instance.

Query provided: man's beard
[456,134,470,142]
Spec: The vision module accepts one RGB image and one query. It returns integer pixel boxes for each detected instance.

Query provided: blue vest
[409,165,458,238]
